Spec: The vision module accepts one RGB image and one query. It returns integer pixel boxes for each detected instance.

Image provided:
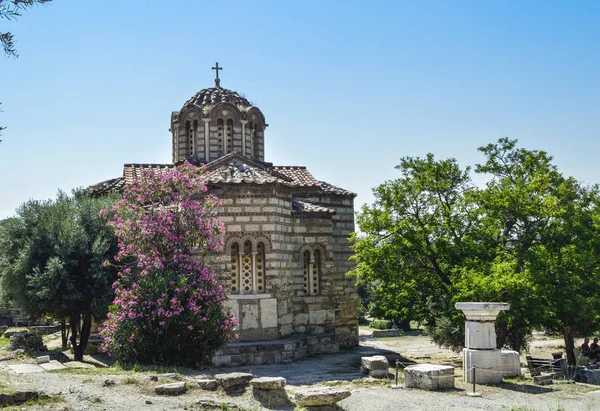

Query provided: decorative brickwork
[88,77,359,365]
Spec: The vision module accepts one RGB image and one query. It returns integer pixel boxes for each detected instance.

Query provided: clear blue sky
[1,1,599,218]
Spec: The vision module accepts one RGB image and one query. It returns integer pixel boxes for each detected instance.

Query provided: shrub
[369,319,392,330]
[100,162,237,367]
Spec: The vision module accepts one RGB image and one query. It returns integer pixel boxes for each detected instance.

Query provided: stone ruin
[455,302,512,384]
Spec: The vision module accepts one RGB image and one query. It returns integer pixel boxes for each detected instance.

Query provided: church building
[88,65,358,366]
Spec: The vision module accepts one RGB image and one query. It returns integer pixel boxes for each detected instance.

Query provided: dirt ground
[0,327,598,411]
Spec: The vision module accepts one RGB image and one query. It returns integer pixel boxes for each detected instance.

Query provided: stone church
[88,65,358,366]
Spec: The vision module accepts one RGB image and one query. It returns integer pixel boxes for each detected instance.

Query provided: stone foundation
[404,364,455,390]
[212,333,339,367]
[463,348,503,384]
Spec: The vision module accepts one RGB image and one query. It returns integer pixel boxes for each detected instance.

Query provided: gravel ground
[0,330,598,411]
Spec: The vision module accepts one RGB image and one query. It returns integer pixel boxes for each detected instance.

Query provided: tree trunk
[563,330,576,366]
[60,319,70,349]
[395,319,411,331]
[69,311,92,362]
[496,320,508,349]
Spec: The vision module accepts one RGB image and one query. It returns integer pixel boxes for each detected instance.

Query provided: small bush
[369,319,392,330]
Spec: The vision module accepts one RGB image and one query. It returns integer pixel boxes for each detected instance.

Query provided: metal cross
[212,62,223,87]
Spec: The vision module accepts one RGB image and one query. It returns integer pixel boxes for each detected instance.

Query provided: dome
[182,87,252,110]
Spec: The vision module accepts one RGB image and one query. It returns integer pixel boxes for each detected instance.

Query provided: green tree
[352,138,600,359]
[350,153,481,350]
[1,0,53,140]
[0,190,118,360]
[473,138,600,360]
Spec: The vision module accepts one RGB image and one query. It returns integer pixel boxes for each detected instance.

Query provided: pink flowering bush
[100,162,237,367]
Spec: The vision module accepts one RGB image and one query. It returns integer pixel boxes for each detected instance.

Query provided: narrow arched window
[256,242,265,293]
[303,250,311,295]
[241,240,253,294]
[186,120,192,154]
[226,119,233,154]
[253,123,260,159]
[217,118,224,156]
[248,122,254,157]
[312,249,321,295]
[230,242,240,294]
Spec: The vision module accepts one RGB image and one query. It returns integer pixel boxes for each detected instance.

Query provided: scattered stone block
[64,361,96,369]
[8,332,45,352]
[533,374,554,385]
[251,377,290,406]
[197,400,240,410]
[581,369,600,385]
[215,372,254,390]
[7,364,44,374]
[294,386,351,407]
[250,376,286,390]
[39,360,66,371]
[404,364,455,390]
[361,355,389,378]
[501,349,521,377]
[155,381,187,395]
[3,328,30,339]
[197,379,218,391]
[34,355,50,364]
[371,329,401,338]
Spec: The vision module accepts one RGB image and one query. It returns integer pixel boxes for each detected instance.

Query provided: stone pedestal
[501,349,521,378]
[361,355,389,378]
[455,302,509,385]
[404,364,455,390]
[463,349,503,384]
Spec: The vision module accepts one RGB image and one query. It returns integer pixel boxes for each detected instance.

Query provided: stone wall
[208,183,358,350]
[295,193,358,347]
[212,333,338,367]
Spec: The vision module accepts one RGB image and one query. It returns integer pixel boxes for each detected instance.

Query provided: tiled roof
[319,181,355,197]
[271,166,320,187]
[123,163,175,184]
[291,199,335,215]
[86,177,125,196]
[87,158,355,198]
[206,162,293,186]
[183,87,252,109]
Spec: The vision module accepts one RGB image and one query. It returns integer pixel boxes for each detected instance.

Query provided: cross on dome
[212,62,223,88]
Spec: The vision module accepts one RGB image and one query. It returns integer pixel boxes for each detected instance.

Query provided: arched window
[186,120,192,154]
[229,238,268,295]
[312,249,321,295]
[226,119,233,154]
[217,118,224,156]
[241,240,253,293]
[303,250,311,295]
[248,122,254,157]
[230,242,239,293]
[253,123,260,159]
[302,247,322,296]
[256,242,265,293]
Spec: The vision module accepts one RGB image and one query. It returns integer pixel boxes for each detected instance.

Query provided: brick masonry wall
[207,183,358,348]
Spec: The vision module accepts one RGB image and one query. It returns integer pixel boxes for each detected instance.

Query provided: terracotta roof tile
[86,177,125,196]
[123,163,175,184]
[271,166,320,187]
[86,158,355,199]
[183,87,252,110]
[291,199,335,215]
[206,162,293,186]
[318,181,356,197]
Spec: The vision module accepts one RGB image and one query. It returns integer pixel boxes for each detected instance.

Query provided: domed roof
[182,87,252,110]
